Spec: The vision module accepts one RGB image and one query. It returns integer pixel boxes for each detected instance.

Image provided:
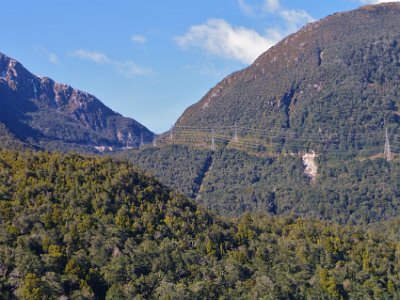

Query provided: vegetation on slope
[0,123,32,151]
[1,150,398,299]
[122,145,400,224]
[118,145,212,199]
[175,3,400,156]
[115,4,400,227]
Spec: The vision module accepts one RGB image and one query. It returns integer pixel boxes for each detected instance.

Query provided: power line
[142,124,399,158]
[174,125,387,138]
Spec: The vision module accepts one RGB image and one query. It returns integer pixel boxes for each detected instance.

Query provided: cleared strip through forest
[145,125,400,158]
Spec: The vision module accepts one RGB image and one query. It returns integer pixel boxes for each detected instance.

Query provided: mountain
[175,3,400,157]
[0,52,153,152]
[0,149,399,299]
[121,3,400,224]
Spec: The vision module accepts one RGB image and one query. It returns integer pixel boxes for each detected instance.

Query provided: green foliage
[16,273,45,300]
[119,145,212,198]
[0,149,400,299]
[122,145,400,224]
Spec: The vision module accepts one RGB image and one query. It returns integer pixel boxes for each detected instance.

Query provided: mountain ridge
[174,2,400,157]
[0,52,153,153]
[121,3,400,223]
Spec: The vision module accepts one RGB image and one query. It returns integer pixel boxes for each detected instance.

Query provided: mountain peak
[360,2,400,11]
[174,3,400,156]
[0,52,153,152]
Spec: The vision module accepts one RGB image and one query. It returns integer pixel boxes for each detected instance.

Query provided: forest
[121,144,400,224]
[1,149,400,299]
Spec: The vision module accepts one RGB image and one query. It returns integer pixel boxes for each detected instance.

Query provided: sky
[1,0,396,133]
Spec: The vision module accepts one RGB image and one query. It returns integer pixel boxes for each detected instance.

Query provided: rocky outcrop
[0,52,153,152]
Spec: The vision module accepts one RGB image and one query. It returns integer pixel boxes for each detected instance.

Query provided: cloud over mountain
[70,49,152,77]
[177,0,313,64]
[175,19,277,64]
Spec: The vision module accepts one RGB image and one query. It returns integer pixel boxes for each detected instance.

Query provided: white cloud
[176,1,314,65]
[115,61,152,77]
[70,50,110,64]
[70,49,152,77]
[262,0,314,32]
[280,9,314,32]
[263,0,281,13]
[175,19,278,64]
[48,53,60,65]
[131,34,147,44]
[238,0,255,16]
[35,46,60,65]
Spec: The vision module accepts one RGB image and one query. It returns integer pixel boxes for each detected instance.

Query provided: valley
[1,2,400,299]
[0,149,399,299]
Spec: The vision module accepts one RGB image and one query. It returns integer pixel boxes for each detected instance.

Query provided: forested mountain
[175,3,400,156]
[121,3,400,223]
[0,52,153,153]
[1,149,400,299]
[3,2,400,300]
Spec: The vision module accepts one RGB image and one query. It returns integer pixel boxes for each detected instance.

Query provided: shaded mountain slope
[121,145,213,198]
[0,52,153,152]
[175,3,400,156]
[122,144,400,224]
[0,123,33,151]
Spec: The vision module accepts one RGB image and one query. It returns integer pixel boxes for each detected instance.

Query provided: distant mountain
[175,3,400,157]
[122,3,400,224]
[0,52,153,152]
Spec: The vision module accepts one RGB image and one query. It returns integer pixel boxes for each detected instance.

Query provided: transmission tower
[170,127,173,141]
[153,134,157,147]
[384,127,392,161]
[234,123,238,142]
[140,132,144,149]
[211,129,216,151]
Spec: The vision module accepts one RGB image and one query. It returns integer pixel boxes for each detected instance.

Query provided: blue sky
[1,0,394,133]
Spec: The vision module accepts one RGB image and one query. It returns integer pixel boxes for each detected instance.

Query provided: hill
[0,149,400,299]
[0,52,153,153]
[174,3,400,157]
[121,144,400,224]
[120,3,400,224]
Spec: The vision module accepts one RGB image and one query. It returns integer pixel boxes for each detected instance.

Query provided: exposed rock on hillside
[0,52,153,152]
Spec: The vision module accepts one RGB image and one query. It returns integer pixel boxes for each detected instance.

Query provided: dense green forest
[121,144,400,224]
[2,4,400,299]
[1,149,400,299]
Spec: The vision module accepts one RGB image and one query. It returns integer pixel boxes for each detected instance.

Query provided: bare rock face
[0,52,153,152]
[302,151,318,181]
